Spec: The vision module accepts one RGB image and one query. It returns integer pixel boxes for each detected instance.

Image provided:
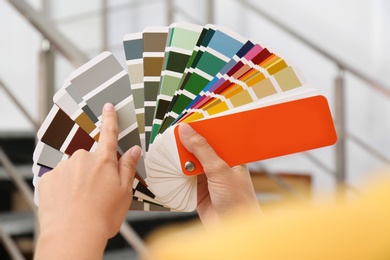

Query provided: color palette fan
[32,23,337,212]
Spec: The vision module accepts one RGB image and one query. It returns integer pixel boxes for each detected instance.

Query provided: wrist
[36,220,108,260]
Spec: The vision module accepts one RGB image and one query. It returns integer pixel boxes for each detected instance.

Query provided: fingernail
[179,123,195,137]
[103,103,114,111]
[130,146,142,161]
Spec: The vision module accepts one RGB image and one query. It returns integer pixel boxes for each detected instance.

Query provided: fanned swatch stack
[32,23,337,212]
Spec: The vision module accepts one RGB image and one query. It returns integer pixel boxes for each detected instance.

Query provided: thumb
[178,123,230,178]
[119,145,141,188]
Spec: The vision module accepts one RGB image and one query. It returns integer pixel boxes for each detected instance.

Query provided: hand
[35,103,142,259]
[178,123,261,229]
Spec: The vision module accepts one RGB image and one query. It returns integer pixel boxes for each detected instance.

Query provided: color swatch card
[32,23,337,212]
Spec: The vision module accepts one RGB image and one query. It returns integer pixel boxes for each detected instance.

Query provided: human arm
[178,123,261,230]
[34,106,260,258]
[34,103,141,260]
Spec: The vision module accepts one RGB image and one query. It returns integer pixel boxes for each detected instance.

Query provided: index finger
[97,103,119,155]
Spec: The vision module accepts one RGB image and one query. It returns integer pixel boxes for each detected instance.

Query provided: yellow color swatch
[274,66,303,92]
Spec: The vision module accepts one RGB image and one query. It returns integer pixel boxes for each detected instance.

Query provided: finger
[231,164,248,172]
[178,123,230,174]
[118,145,141,188]
[98,103,119,155]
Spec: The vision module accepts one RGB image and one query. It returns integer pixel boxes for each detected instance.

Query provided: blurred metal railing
[0,148,34,260]
[0,79,40,132]
[0,226,25,260]
[239,0,390,194]
[8,0,89,67]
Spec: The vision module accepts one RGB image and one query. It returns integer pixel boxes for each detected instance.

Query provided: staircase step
[0,211,34,236]
[0,164,33,180]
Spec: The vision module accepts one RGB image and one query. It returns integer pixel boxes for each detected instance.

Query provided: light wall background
[1,0,390,199]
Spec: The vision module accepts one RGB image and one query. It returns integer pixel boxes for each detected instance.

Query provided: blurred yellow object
[147,177,390,260]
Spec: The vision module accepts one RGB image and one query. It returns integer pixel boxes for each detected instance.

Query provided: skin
[178,123,260,230]
[34,103,259,259]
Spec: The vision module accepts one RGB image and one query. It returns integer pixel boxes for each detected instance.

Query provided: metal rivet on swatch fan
[184,161,195,172]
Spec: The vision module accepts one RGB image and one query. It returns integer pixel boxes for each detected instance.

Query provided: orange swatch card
[175,95,337,176]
